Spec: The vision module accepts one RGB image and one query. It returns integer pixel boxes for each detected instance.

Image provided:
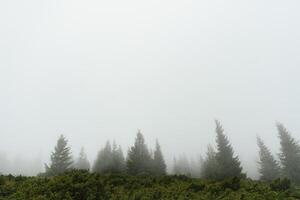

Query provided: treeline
[43,130,166,177]
[40,121,300,184]
[172,120,244,180]
[173,121,300,184]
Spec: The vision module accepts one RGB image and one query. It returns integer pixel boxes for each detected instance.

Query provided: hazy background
[1,0,300,177]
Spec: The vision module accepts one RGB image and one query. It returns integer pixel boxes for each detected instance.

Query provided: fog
[1,0,300,177]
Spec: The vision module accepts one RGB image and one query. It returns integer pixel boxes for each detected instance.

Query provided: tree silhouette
[126,130,152,175]
[93,141,125,174]
[111,141,126,173]
[45,135,73,176]
[257,136,280,181]
[93,141,113,173]
[152,140,167,175]
[75,147,90,170]
[215,120,243,179]
[277,123,300,183]
[201,144,218,179]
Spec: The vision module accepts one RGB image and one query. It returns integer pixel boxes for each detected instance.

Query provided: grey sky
[1,0,300,177]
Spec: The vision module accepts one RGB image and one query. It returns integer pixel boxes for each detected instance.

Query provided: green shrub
[0,170,299,200]
[270,178,291,191]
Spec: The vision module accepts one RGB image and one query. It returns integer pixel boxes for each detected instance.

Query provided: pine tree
[111,141,126,173]
[45,135,73,176]
[93,141,113,173]
[215,120,243,179]
[257,136,280,181]
[126,130,152,175]
[152,140,167,175]
[75,147,90,171]
[200,144,218,180]
[277,123,300,183]
[93,141,125,174]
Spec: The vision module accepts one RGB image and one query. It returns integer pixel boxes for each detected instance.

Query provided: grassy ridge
[0,170,299,200]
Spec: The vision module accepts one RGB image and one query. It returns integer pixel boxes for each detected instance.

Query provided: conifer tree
[93,141,125,174]
[93,141,113,173]
[126,130,152,175]
[257,136,280,181]
[215,120,243,179]
[111,141,126,173]
[45,135,73,176]
[201,144,218,179]
[277,123,300,183]
[75,147,90,170]
[153,140,167,175]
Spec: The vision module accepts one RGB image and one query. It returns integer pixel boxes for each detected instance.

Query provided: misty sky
[1,0,300,177]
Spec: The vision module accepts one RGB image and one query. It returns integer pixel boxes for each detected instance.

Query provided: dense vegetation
[37,121,300,184]
[1,121,300,199]
[1,170,300,200]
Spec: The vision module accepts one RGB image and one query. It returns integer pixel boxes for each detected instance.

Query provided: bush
[0,170,299,200]
[270,178,291,191]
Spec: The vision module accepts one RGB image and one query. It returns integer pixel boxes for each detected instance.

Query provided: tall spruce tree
[111,141,126,173]
[153,140,167,175]
[93,141,125,174]
[200,144,218,180]
[277,123,300,183]
[215,120,243,179]
[75,147,90,170]
[126,130,152,175]
[257,136,280,181]
[45,135,73,176]
[93,141,113,173]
